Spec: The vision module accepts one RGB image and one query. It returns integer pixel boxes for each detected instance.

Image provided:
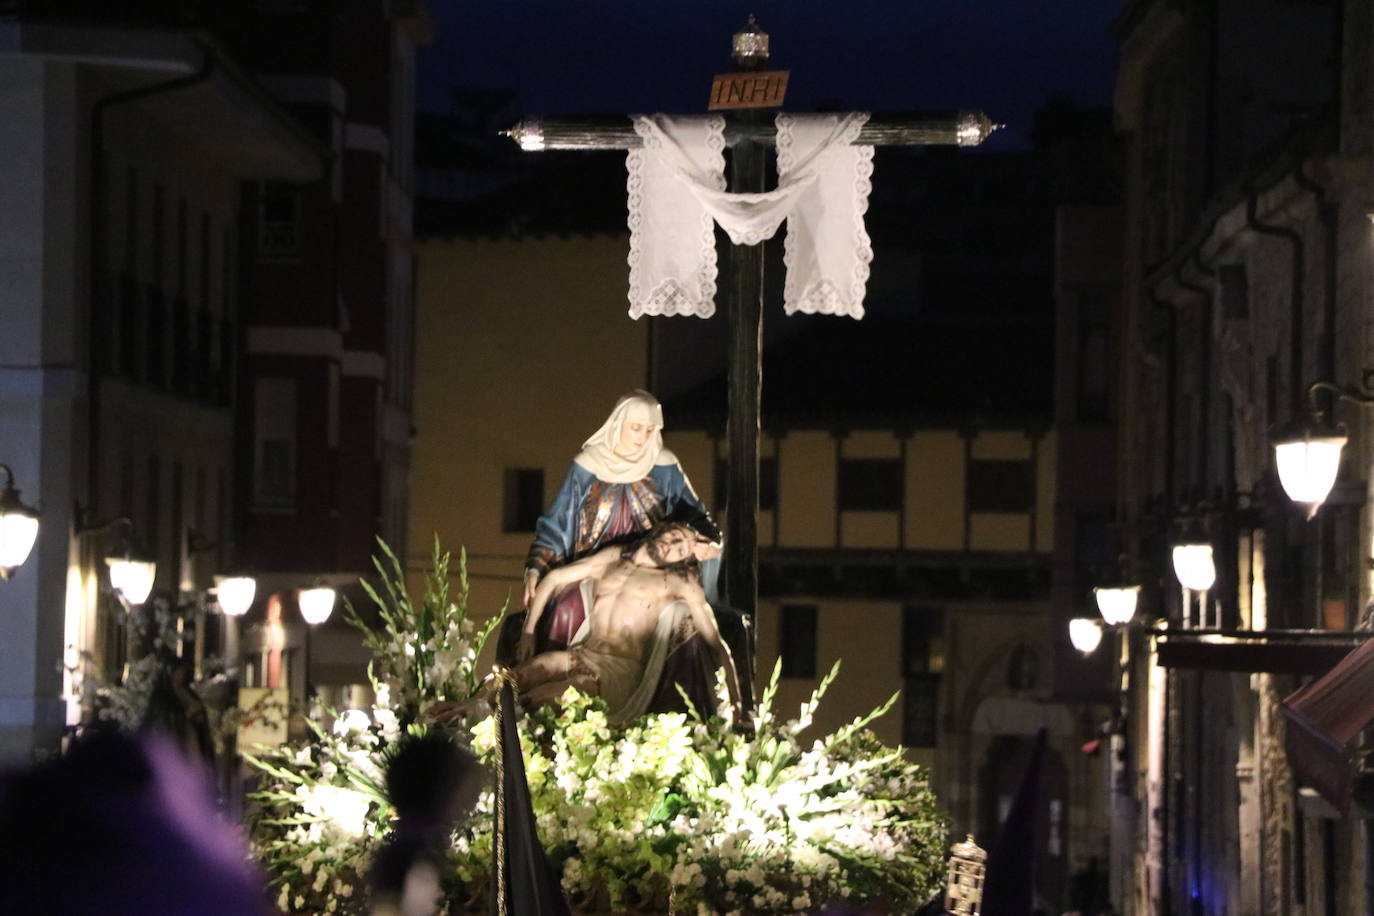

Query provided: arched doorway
[973,706,1072,911]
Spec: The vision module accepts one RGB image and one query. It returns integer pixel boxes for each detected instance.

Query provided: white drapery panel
[626,112,873,320]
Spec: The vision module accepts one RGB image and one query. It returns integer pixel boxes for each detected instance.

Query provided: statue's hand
[516,633,536,665]
[522,571,540,610]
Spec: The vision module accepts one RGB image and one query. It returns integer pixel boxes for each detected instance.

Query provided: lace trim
[780,112,873,320]
[626,115,723,319]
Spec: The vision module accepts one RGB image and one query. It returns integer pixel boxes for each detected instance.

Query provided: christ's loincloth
[565,578,696,726]
[567,638,644,715]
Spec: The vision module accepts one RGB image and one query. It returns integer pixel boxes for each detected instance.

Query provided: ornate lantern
[945,833,987,915]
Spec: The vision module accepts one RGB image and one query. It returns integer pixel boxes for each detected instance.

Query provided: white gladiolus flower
[300,785,371,839]
[332,708,371,736]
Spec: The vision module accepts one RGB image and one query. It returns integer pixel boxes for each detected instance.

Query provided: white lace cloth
[626,112,873,320]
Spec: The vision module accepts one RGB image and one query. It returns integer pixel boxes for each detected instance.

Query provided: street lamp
[1272,378,1374,517]
[0,465,40,580]
[1171,543,1216,592]
[1094,585,1142,627]
[214,575,257,617]
[106,551,157,606]
[1069,617,1104,655]
[298,584,336,625]
[75,512,158,605]
[298,583,336,701]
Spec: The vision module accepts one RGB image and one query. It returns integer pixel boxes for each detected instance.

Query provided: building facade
[412,124,1119,909]
[1111,0,1374,912]
[0,1,425,760]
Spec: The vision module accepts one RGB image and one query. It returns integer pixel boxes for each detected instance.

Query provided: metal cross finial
[732,15,769,64]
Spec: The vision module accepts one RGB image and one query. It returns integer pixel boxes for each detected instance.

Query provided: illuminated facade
[1112,0,1374,911]
[0,2,426,759]
[411,122,1118,908]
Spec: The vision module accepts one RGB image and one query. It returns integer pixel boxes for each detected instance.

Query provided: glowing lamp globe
[215,575,256,617]
[1273,420,1346,517]
[1171,544,1216,592]
[1069,618,1104,655]
[1094,585,1141,626]
[0,487,39,580]
[107,556,156,605]
[299,586,336,625]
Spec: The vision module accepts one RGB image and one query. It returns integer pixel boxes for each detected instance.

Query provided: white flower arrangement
[247,539,950,915]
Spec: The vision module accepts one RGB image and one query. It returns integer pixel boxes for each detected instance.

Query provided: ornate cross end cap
[949,833,987,863]
[732,15,770,63]
[956,111,1002,147]
[502,120,545,151]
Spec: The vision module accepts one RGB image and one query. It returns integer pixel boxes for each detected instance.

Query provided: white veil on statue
[573,390,668,484]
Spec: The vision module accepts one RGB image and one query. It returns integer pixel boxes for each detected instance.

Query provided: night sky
[417,1,1120,149]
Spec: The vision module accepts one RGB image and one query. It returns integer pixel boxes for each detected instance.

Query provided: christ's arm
[521,546,621,660]
[676,581,743,720]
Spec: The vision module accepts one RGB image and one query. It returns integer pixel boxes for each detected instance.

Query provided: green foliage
[248,538,950,915]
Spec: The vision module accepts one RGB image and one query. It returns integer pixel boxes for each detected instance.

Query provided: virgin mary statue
[498,391,749,718]
[521,389,720,619]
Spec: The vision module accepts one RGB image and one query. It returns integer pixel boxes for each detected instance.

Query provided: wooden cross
[504,19,998,620]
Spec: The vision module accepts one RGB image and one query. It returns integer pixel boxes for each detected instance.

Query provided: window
[1078,315,1109,421]
[837,458,903,511]
[779,604,817,678]
[902,606,945,675]
[503,468,544,533]
[1006,644,1040,691]
[966,459,1034,513]
[145,287,166,389]
[118,274,140,379]
[902,606,943,747]
[253,378,298,508]
[258,183,301,259]
[171,298,190,395]
[902,674,940,747]
[123,167,138,274]
[171,461,183,582]
[145,455,161,556]
[176,197,188,298]
[1218,264,1249,320]
[151,183,164,288]
[714,456,777,511]
[199,212,212,309]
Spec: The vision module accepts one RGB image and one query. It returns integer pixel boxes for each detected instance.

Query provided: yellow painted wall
[841,512,900,547]
[1035,432,1057,553]
[754,598,905,749]
[906,431,965,550]
[970,430,1033,461]
[409,234,646,619]
[408,235,1063,801]
[970,514,1033,551]
[669,430,715,512]
[843,430,901,458]
[776,431,836,547]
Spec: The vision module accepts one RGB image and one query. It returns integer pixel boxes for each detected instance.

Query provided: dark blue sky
[417,1,1119,149]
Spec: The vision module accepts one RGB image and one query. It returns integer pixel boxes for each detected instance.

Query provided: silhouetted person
[982,727,1048,916]
[368,731,482,916]
[0,730,269,914]
[144,655,216,768]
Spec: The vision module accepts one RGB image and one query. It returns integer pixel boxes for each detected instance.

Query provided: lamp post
[76,513,158,606]
[104,549,157,607]
[1094,585,1142,627]
[1170,543,1216,593]
[1272,377,1374,517]
[0,464,40,580]
[214,575,257,618]
[298,583,336,700]
[1070,617,1105,655]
